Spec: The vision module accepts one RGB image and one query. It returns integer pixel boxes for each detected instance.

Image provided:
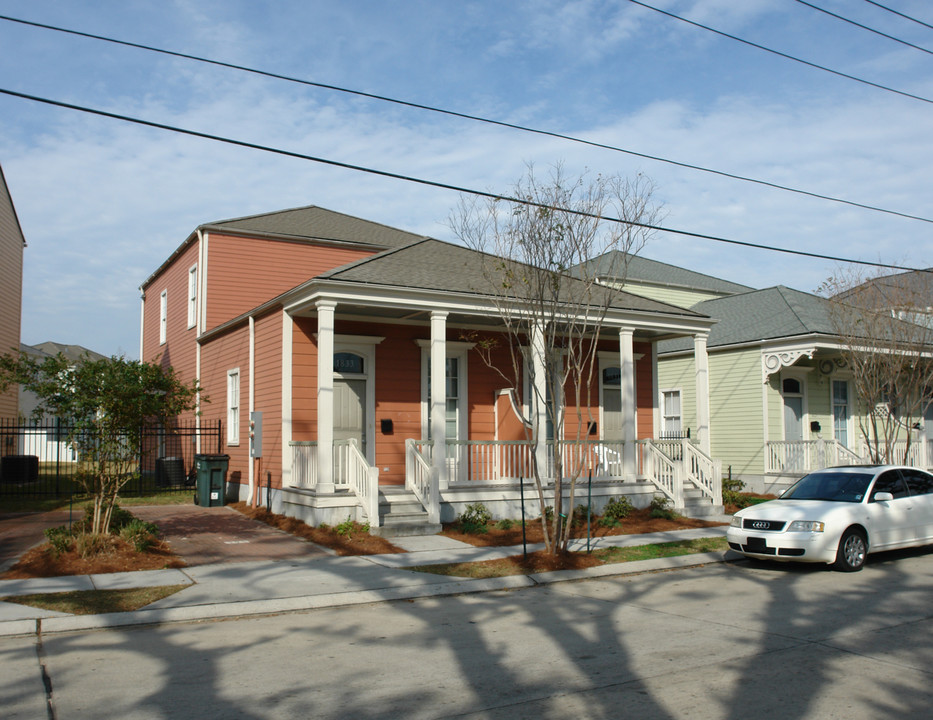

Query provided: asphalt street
[3,547,932,720]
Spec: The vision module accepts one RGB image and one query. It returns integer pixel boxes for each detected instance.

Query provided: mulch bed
[230,503,405,556]
[441,508,726,547]
[2,537,184,580]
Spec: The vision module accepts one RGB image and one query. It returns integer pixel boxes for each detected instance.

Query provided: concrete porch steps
[681,487,724,518]
[371,487,442,538]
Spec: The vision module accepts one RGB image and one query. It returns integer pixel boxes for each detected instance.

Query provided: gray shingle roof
[323,238,707,316]
[576,250,753,295]
[658,286,836,352]
[205,205,424,249]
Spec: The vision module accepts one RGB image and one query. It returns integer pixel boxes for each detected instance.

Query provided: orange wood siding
[141,242,199,385]
[635,343,654,440]
[199,325,250,486]
[204,234,375,331]
[252,309,283,487]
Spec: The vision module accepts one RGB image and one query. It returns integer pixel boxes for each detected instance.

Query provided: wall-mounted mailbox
[381,418,394,434]
[810,421,821,433]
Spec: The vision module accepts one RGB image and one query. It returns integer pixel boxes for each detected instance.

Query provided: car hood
[735,499,861,522]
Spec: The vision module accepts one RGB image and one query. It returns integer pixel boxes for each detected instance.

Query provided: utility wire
[862,0,933,32]
[1,14,931,226]
[794,0,933,55]
[0,85,927,274]
[627,0,933,105]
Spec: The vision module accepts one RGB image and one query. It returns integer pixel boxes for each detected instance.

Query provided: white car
[727,465,933,571]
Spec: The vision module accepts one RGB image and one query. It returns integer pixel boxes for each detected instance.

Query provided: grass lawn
[1,585,189,615]
[411,536,728,579]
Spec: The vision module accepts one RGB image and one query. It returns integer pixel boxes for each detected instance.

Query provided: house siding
[141,242,199,383]
[657,354,697,435]
[204,234,375,331]
[253,309,284,489]
[708,349,765,478]
[0,167,24,418]
[200,324,251,486]
[609,281,725,309]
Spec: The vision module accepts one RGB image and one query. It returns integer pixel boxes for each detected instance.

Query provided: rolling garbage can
[194,453,230,507]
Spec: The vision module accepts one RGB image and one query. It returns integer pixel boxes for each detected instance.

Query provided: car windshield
[780,471,873,503]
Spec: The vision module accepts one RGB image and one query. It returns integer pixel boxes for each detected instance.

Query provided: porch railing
[405,439,440,523]
[857,439,931,469]
[289,439,380,525]
[638,440,682,506]
[766,439,867,475]
[683,441,722,505]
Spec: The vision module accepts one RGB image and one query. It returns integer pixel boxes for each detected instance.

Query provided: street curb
[0,553,729,638]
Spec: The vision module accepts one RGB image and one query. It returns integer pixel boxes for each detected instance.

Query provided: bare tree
[449,164,662,554]
[819,267,933,464]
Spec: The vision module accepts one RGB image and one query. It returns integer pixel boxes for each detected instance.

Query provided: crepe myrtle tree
[449,164,662,554]
[0,351,202,535]
[818,267,933,464]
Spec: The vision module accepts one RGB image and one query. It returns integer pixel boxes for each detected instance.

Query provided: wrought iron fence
[0,418,223,499]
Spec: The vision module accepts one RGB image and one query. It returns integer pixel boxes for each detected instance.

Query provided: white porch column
[430,311,449,490]
[531,321,550,484]
[316,300,336,494]
[694,333,711,455]
[619,328,637,479]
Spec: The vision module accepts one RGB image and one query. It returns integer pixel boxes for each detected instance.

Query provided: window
[902,468,933,496]
[832,380,850,447]
[187,264,198,329]
[870,470,909,501]
[661,390,682,437]
[159,290,167,345]
[227,369,240,445]
[426,357,461,440]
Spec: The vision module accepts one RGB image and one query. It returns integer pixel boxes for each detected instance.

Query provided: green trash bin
[194,454,230,507]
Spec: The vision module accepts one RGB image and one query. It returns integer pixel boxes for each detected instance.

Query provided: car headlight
[730,516,742,527]
[788,520,825,533]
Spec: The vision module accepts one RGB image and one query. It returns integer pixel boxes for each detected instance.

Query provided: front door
[334,378,365,481]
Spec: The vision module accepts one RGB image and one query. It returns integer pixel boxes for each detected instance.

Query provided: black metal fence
[0,418,223,499]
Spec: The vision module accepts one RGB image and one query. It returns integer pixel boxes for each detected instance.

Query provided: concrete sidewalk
[0,521,730,638]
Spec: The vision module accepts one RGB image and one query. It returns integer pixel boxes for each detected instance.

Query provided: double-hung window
[227,369,240,445]
[187,264,198,329]
[159,290,167,345]
[661,389,682,437]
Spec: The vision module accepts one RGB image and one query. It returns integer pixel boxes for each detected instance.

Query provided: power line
[1,15,931,226]
[862,0,933,32]
[0,85,927,274]
[793,0,933,55]
[627,0,933,105]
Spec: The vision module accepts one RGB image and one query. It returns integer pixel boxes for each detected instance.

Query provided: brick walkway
[0,504,329,571]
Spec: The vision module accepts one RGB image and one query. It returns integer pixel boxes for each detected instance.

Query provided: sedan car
[727,465,933,571]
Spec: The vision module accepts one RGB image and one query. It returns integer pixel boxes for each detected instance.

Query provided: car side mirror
[874,492,894,502]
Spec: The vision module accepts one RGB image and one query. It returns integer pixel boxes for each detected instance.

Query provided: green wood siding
[607,281,725,309]
[708,349,765,476]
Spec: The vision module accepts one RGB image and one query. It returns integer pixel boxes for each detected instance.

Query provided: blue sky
[1,0,931,358]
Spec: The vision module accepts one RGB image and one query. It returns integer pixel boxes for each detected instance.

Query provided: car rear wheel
[833,528,867,572]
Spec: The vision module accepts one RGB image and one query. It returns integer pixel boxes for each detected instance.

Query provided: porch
[285,436,722,530]
[766,438,933,476]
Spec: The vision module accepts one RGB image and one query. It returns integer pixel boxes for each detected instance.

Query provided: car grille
[742,519,785,532]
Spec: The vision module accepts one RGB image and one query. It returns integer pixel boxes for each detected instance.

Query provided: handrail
[682,441,722,505]
[405,439,440,523]
[344,439,380,527]
[638,440,682,506]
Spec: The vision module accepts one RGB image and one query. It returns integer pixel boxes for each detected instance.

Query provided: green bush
[458,503,493,533]
[75,532,109,559]
[722,476,747,507]
[495,518,515,530]
[334,516,356,536]
[44,525,73,557]
[649,495,677,520]
[119,518,159,552]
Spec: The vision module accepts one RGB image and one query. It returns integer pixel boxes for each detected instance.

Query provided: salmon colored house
[140,206,721,533]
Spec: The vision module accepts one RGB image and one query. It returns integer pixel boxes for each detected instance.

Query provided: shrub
[649,495,677,520]
[334,516,356,536]
[45,525,73,557]
[75,532,109,559]
[458,503,492,534]
[722,476,747,507]
[571,504,590,528]
[119,518,159,552]
[495,518,515,530]
[603,496,633,522]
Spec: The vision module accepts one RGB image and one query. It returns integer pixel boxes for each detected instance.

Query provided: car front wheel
[833,528,867,572]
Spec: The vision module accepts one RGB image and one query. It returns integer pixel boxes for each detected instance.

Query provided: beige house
[0,164,26,420]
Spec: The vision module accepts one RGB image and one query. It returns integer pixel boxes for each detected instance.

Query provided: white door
[602,366,622,441]
[867,470,915,549]
[334,378,365,481]
[784,396,804,472]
